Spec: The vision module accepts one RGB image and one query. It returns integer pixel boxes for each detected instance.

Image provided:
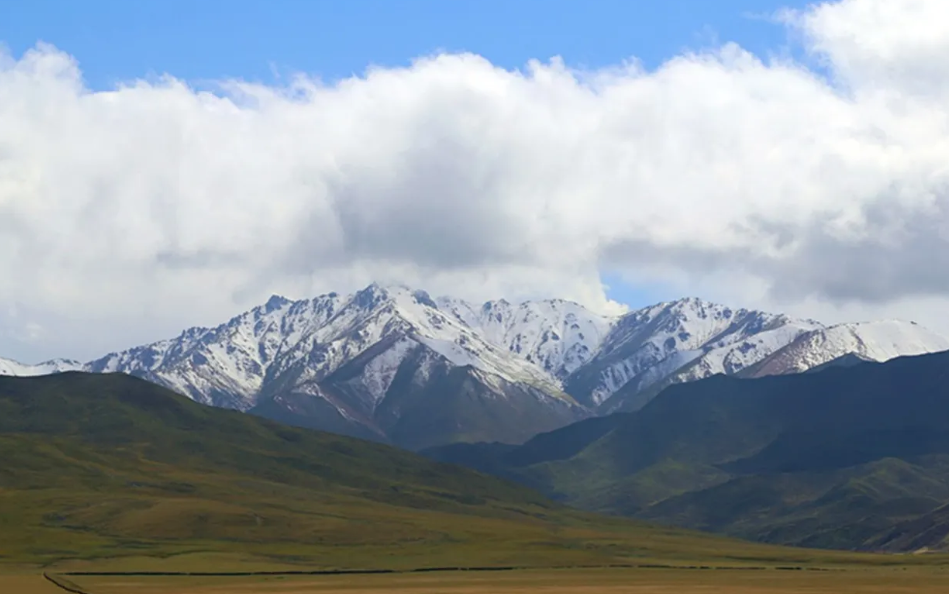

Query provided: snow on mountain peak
[436,294,618,379]
[746,319,949,377]
[0,357,83,377]
[567,297,828,408]
[3,285,948,442]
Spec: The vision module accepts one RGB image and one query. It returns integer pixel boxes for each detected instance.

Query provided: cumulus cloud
[3,0,949,361]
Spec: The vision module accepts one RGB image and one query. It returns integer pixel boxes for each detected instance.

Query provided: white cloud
[3,0,949,362]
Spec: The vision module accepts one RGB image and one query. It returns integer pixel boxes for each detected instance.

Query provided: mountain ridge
[2,284,947,449]
[423,350,949,552]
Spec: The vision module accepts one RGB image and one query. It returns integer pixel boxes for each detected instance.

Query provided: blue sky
[1,0,809,90]
[0,0,810,310]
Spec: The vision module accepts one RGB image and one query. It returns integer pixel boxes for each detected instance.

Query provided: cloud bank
[3,0,949,361]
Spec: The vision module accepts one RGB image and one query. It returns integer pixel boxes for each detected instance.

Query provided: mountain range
[424,351,949,552]
[2,283,948,450]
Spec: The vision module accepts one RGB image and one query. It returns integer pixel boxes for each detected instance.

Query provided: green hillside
[424,351,949,551]
[0,371,851,571]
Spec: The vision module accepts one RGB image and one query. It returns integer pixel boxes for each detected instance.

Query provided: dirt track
[50,567,949,594]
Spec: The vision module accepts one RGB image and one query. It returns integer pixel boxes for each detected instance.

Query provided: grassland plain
[15,566,949,594]
[0,372,890,571]
[4,372,949,594]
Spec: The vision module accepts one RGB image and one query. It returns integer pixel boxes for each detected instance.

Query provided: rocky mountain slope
[2,284,947,449]
[602,317,949,413]
[741,320,949,378]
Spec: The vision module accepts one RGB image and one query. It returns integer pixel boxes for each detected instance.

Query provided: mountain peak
[346,283,443,313]
[0,357,84,377]
[743,319,949,378]
[351,282,392,309]
[665,295,740,313]
[5,286,948,450]
[264,294,291,311]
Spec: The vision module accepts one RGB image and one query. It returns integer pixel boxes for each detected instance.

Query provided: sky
[1,0,811,88]
[2,0,949,362]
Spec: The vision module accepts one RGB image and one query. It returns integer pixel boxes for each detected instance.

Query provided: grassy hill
[424,351,949,551]
[0,371,867,571]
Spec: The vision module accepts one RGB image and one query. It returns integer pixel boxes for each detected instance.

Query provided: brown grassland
[4,566,949,594]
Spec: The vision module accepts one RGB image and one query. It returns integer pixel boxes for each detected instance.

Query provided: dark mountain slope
[424,351,949,551]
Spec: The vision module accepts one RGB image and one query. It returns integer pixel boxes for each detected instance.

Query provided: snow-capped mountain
[436,297,614,380]
[85,284,583,449]
[0,357,82,376]
[742,320,949,378]
[3,284,947,448]
[563,298,826,411]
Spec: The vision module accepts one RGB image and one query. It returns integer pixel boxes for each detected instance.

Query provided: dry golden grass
[56,567,949,594]
[0,574,72,594]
